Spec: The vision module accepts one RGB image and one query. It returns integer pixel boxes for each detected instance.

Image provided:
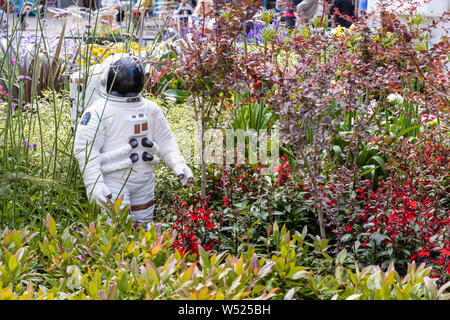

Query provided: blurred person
[193,0,213,16]
[15,0,36,29]
[295,0,319,25]
[330,0,355,28]
[189,0,214,29]
[275,0,283,13]
[82,0,102,10]
[129,0,152,27]
[0,9,6,31]
[282,0,302,29]
[173,0,195,25]
[102,0,125,22]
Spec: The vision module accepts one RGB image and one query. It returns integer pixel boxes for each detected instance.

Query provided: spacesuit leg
[102,175,133,223]
[129,178,156,227]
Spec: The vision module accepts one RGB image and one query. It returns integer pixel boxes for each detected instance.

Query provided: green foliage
[331,135,387,183]
[0,0,448,301]
[230,93,277,132]
[1,214,448,300]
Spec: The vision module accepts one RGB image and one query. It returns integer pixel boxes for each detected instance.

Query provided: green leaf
[46,214,56,238]
[319,238,328,251]
[9,255,18,271]
[332,145,343,156]
[396,125,421,138]
[88,281,98,298]
[253,285,265,294]
[258,261,275,278]
[118,272,128,293]
[180,263,196,284]
[198,246,210,271]
[360,165,379,177]
[145,259,160,284]
[289,269,308,280]
[336,249,347,265]
[369,155,385,169]
[162,89,189,103]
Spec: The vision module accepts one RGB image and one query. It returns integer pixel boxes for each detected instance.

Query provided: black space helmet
[106,56,145,97]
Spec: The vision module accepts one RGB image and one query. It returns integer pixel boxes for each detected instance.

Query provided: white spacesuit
[74,53,193,225]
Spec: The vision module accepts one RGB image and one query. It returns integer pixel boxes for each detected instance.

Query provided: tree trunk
[298,146,326,239]
[200,120,207,198]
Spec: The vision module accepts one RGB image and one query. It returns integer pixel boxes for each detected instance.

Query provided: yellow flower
[76,42,149,66]
[331,25,343,36]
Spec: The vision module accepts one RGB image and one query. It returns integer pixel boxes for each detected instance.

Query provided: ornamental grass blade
[51,20,67,80]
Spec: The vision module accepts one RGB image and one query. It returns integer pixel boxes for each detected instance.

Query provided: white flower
[387,93,404,104]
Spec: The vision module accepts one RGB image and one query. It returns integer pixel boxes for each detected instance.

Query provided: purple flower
[54,11,70,19]
[1,32,79,63]
[17,75,32,82]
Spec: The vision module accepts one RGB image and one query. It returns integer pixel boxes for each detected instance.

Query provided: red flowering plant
[163,191,222,257]
[212,156,318,253]
[162,155,318,255]
[334,131,449,283]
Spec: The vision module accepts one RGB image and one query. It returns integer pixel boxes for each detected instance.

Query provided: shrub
[1,207,448,300]
[334,132,449,283]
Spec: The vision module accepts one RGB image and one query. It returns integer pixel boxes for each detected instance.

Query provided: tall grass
[0,4,156,231]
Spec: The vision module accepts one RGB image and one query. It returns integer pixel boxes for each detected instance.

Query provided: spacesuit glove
[89,183,112,206]
[175,165,193,187]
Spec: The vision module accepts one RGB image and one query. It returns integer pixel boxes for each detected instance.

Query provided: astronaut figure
[74,53,193,225]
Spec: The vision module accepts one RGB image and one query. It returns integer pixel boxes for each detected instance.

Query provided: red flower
[417,250,430,257]
[222,196,231,208]
[206,222,216,230]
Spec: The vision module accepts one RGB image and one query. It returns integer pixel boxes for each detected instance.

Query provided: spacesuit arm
[152,106,193,185]
[74,108,112,204]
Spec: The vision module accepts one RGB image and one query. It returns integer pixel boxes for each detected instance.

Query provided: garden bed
[0,1,448,300]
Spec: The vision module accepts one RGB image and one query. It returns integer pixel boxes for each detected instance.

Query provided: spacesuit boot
[74,53,193,226]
